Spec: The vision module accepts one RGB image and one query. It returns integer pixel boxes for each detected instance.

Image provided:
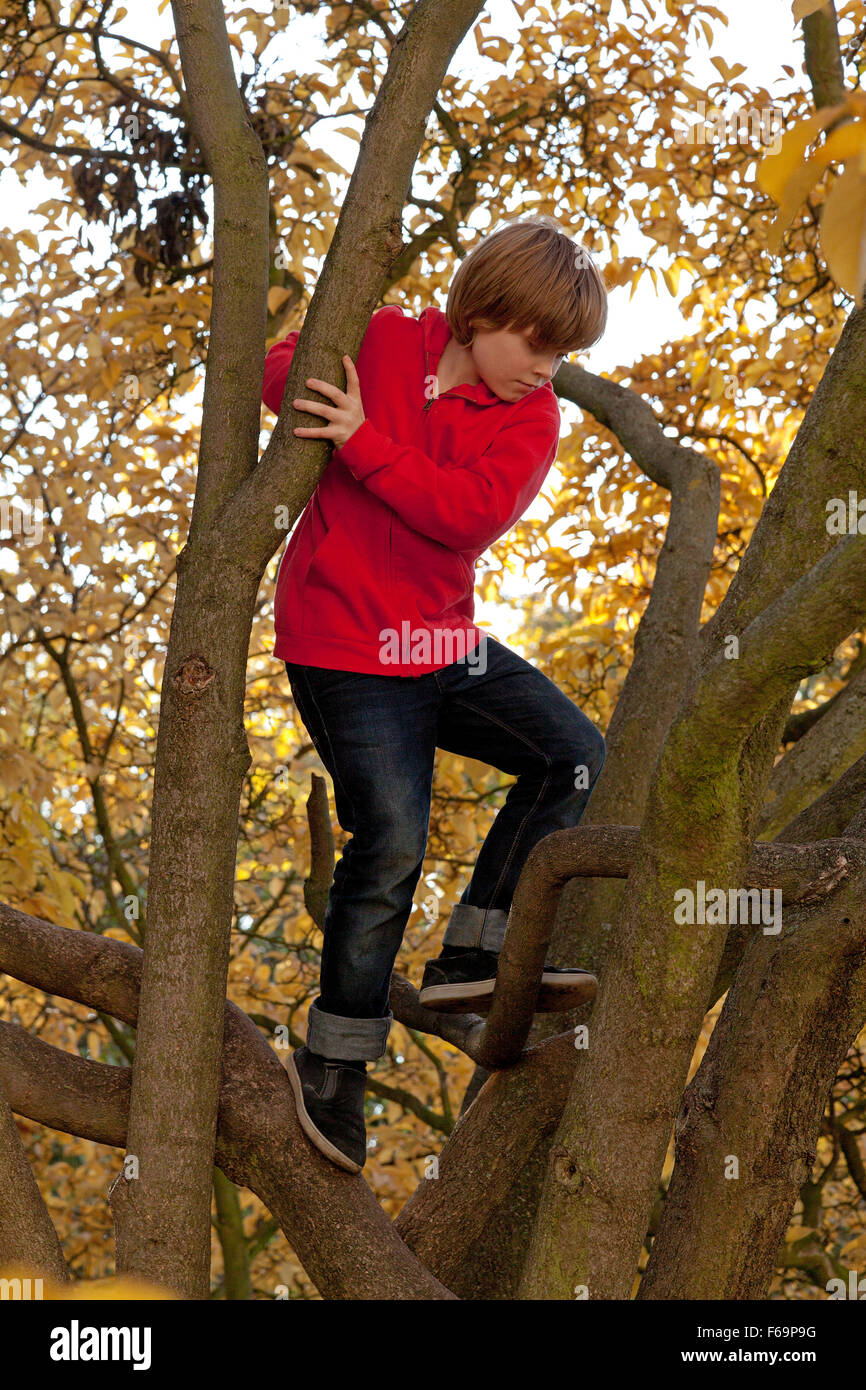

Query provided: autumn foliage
[2,0,866,1299]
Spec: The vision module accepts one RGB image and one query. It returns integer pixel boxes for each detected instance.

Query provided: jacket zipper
[423,343,480,411]
[426,387,474,410]
[424,345,433,412]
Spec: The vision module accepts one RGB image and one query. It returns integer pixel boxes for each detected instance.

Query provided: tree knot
[383,219,404,263]
[551,1144,584,1193]
[172,654,215,698]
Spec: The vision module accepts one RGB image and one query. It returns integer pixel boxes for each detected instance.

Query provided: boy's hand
[292,355,366,447]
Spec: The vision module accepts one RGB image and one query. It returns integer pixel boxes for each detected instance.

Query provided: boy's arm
[261,306,403,416]
[262,323,560,554]
[334,402,561,552]
[261,330,300,415]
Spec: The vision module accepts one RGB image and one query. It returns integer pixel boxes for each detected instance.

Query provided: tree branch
[640,858,866,1298]
[303,771,335,929]
[220,0,487,574]
[781,640,866,743]
[758,660,866,839]
[546,359,720,993]
[0,922,454,1300]
[0,1079,69,1282]
[803,1,845,109]
[170,0,270,536]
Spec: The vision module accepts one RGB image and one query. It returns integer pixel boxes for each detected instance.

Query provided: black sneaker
[418,948,598,1014]
[286,1045,367,1173]
[536,963,598,1011]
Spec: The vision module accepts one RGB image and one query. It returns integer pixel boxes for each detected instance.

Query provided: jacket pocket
[299,508,389,637]
[389,516,475,618]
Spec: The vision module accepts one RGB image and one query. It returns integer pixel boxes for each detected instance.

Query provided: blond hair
[446,214,607,353]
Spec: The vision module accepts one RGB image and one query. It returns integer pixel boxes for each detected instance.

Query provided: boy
[262,215,608,1173]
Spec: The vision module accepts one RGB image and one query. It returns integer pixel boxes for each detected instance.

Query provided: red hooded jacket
[261,304,561,676]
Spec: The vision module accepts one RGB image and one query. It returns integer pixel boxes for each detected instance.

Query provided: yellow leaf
[479,38,511,62]
[267,285,293,315]
[710,57,746,82]
[784,1224,815,1242]
[758,106,859,251]
[792,0,830,21]
[757,104,845,204]
[814,119,866,171]
[820,164,866,303]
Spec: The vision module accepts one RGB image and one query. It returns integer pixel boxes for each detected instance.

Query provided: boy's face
[470,322,567,403]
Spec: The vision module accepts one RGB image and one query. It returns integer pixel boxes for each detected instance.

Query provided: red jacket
[261,304,561,676]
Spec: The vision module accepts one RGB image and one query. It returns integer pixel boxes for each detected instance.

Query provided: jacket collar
[419,305,502,407]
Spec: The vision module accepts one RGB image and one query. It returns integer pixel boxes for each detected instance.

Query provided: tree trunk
[640,854,866,1298]
[519,523,866,1297]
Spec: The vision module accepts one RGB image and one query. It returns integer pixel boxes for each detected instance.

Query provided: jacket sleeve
[261,305,401,415]
[334,398,561,551]
[261,330,300,414]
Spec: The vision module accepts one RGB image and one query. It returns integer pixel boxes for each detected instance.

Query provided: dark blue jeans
[285,635,605,1060]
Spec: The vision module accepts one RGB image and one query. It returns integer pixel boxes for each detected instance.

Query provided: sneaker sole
[418,977,496,1014]
[536,969,598,1012]
[418,970,598,1015]
[286,1052,363,1175]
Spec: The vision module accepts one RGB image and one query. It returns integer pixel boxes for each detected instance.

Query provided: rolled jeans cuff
[306,997,393,1061]
[442,903,509,954]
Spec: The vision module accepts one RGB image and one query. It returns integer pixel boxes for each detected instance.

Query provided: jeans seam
[448,694,553,917]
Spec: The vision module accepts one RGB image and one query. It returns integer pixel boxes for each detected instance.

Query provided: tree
[2,0,866,1300]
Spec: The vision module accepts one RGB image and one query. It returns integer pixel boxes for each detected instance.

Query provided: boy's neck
[436,335,480,393]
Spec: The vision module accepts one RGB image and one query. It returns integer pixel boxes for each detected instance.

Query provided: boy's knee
[562,730,605,791]
[364,805,428,875]
[591,732,606,782]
